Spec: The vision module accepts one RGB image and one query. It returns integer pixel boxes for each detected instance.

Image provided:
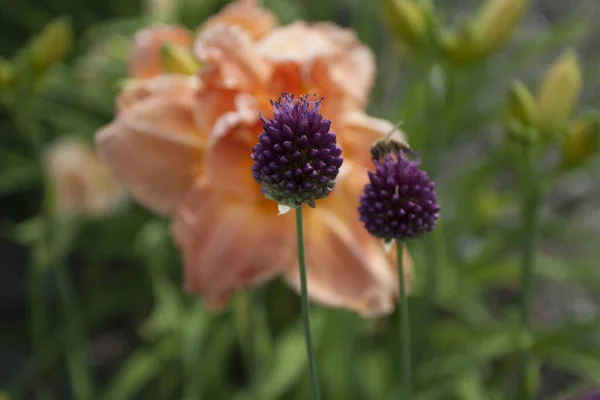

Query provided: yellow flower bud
[28,17,73,72]
[161,43,199,75]
[506,80,536,127]
[473,0,529,57]
[383,0,427,50]
[440,21,480,65]
[561,114,600,169]
[536,51,582,139]
[0,57,15,87]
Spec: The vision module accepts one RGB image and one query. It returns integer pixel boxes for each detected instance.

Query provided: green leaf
[418,330,519,385]
[101,338,176,400]
[541,346,600,384]
[0,158,40,196]
[535,318,600,351]
[454,371,490,400]
[258,311,326,400]
[181,301,210,400]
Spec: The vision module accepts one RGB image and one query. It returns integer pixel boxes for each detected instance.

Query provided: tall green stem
[397,242,412,399]
[295,206,321,400]
[55,261,95,400]
[516,145,540,400]
[234,290,259,399]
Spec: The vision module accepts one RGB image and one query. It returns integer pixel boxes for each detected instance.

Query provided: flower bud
[251,93,343,209]
[472,0,529,58]
[561,114,600,169]
[28,17,73,73]
[383,0,428,50]
[161,43,199,75]
[440,21,480,65]
[506,80,536,127]
[45,137,125,217]
[0,57,15,87]
[536,51,582,139]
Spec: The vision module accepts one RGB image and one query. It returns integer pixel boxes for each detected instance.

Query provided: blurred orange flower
[96,0,412,316]
[45,137,125,217]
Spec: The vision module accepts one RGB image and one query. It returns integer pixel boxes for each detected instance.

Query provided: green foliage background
[1,0,600,399]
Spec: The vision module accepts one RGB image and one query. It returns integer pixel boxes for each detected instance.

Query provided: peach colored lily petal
[204,94,263,201]
[129,24,193,79]
[117,75,202,114]
[266,61,349,130]
[194,23,271,91]
[311,23,376,107]
[95,76,205,215]
[198,0,278,40]
[171,180,295,309]
[296,160,413,316]
[257,21,376,106]
[284,208,402,317]
[338,111,408,169]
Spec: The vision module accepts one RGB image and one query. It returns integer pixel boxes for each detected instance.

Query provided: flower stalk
[516,144,540,400]
[397,243,412,399]
[295,206,322,400]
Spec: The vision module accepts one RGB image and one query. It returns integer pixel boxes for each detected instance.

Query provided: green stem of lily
[397,242,412,399]
[516,145,540,400]
[295,206,321,400]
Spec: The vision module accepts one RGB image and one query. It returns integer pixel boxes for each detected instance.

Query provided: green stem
[54,262,95,400]
[516,145,540,400]
[397,242,412,399]
[235,291,259,399]
[295,206,321,400]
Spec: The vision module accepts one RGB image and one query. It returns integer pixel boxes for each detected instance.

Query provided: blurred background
[1,0,600,399]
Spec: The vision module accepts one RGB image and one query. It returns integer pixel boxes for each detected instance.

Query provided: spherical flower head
[251,93,343,208]
[358,147,439,242]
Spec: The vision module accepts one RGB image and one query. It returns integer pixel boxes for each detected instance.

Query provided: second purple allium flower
[358,143,440,242]
[251,93,343,208]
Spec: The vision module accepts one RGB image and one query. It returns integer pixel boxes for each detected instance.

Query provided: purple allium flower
[358,146,439,242]
[580,392,600,400]
[251,93,343,208]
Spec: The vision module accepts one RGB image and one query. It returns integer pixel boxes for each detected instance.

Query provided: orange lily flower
[96,0,412,317]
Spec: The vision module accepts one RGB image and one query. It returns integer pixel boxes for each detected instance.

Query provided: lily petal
[257,21,376,106]
[204,94,263,202]
[284,161,413,317]
[117,74,201,114]
[194,23,271,92]
[284,206,411,317]
[311,23,376,107]
[95,76,205,215]
[171,179,295,309]
[129,24,193,79]
[198,0,278,40]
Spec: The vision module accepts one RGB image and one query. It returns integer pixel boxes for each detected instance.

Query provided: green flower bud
[383,0,428,50]
[506,80,536,127]
[561,114,600,169]
[472,0,529,58]
[440,20,480,65]
[161,43,199,75]
[0,57,15,87]
[28,17,73,73]
[536,51,582,140]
